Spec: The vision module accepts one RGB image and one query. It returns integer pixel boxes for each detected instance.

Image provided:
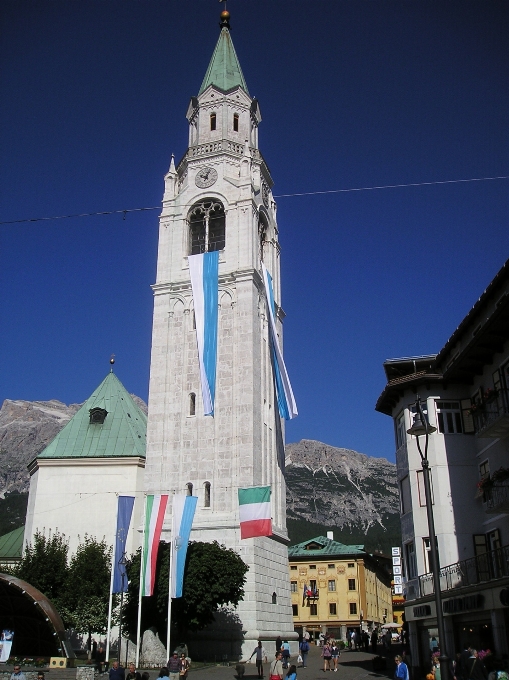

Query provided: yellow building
[288,534,393,642]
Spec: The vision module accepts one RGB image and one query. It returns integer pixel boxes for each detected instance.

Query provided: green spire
[199,26,249,95]
[38,372,146,460]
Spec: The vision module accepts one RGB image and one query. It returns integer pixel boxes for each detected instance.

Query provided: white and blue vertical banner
[170,494,198,598]
[262,263,298,420]
[112,495,135,593]
[189,251,219,416]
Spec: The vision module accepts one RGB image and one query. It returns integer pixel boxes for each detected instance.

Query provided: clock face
[195,166,218,188]
[262,182,270,208]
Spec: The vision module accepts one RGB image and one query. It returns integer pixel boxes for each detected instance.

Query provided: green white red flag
[141,494,168,596]
[238,486,272,539]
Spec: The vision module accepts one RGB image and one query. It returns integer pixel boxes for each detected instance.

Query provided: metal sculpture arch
[0,573,75,658]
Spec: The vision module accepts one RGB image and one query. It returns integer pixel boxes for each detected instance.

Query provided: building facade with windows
[288,535,393,641]
[376,258,509,668]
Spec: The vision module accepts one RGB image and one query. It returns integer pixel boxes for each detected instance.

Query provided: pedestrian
[346,630,352,650]
[322,641,332,672]
[10,666,26,680]
[286,665,297,680]
[395,656,410,680]
[269,652,284,680]
[249,641,268,679]
[458,645,472,680]
[276,637,282,653]
[158,669,169,678]
[304,630,310,642]
[109,662,125,680]
[384,630,392,651]
[126,664,141,680]
[363,631,370,652]
[141,674,150,680]
[330,641,340,672]
[179,653,190,679]
[299,638,310,668]
[37,673,45,680]
[281,641,291,669]
[371,629,378,655]
[466,650,488,680]
[97,646,106,674]
[167,652,180,680]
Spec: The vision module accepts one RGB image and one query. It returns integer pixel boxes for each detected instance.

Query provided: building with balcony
[376,258,509,668]
[288,533,393,641]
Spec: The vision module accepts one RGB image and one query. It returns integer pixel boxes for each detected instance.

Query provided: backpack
[301,641,309,653]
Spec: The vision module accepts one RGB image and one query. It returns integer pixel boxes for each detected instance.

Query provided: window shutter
[461,399,474,433]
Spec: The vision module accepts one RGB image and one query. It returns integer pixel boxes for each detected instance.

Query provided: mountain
[0,401,400,554]
[285,439,400,554]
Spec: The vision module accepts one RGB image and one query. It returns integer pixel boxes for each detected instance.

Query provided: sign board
[392,547,401,556]
[394,585,403,594]
[0,631,14,663]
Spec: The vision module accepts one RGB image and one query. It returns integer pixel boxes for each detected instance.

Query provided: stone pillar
[340,624,347,642]
[491,609,509,656]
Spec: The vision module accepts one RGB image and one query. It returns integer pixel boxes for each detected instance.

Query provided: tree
[14,531,69,606]
[123,541,248,641]
[60,535,112,649]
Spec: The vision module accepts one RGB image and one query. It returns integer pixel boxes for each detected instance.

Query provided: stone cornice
[28,456,146,476]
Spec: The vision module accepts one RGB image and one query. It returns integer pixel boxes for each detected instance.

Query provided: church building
[144,9,296,657]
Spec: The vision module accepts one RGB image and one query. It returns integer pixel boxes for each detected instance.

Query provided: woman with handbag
[178,654,189,679]
[270,652,284,680]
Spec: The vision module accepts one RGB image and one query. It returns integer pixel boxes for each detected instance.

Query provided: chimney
[327,531,334,540]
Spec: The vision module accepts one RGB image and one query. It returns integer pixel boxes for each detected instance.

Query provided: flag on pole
[141,494,168,596]
[238,486,272,539]
[170,494,197,598]
[261,263,298,420]
[112,495,135,593]
[188,251,219,416]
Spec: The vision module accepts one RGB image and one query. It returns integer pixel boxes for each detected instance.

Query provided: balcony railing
[485,483,509,514]
[472,388,509,438]
[419,544,509,597]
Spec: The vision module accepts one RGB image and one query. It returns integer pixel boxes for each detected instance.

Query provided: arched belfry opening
[189,199,225,255]
[259,213,269,263]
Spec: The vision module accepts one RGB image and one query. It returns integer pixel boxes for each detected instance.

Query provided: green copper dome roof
[38,372,146,460]
[288,536,366,558]
[199,27,249,95]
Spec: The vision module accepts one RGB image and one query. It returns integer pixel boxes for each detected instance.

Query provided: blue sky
[1,1,508,462]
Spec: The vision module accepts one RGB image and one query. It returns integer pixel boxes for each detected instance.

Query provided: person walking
[299,638,310,668]
[363,631,370,652]
[466,650,488,680]
[10,666,26,680]
[109,662,125,680]
[322,641,333,671]
[269,652,284,680]
[276,637,282,653]
[178,654,190,679]
[126,664,141,680]
[250,641,268,679]
[330,641,340,672]
[167,652,180,680]
[281,641,291,669]
[395,656,410,680]
[286,665,297,680]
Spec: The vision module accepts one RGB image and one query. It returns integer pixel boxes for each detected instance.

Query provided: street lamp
[407,395,449,680]
[118,552,127,664]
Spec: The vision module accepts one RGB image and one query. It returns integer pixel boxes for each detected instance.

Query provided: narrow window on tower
[187,482,193,496]
[204,481,211,507]
[210,113,216,131]
[189,393,196,416]
[233,113,239,132]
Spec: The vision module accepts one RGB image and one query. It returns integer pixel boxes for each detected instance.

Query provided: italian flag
[238,486,272,539]
[141,494,168,596]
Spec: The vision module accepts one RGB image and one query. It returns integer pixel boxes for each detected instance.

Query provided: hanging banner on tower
[141,494,168,596]
[189,251,219,416]
[170,494,198,598]
[261,263,298,420]
[238,486,272,539]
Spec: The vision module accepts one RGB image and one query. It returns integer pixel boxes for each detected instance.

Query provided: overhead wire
[0,174,508,226]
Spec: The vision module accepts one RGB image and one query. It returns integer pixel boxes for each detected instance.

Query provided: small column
[491,608,509,656]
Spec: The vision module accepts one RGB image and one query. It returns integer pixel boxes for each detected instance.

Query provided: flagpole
[166,525,174,659]
[105,496,119,663]
[135,496,147,668]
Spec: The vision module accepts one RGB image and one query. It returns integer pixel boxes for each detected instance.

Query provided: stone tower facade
[145,12,296,656]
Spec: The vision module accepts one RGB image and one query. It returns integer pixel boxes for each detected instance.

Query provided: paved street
[180,644,399,680]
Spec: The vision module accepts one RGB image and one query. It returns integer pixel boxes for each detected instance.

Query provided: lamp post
[407,395,449,680]
[117,552,127,664]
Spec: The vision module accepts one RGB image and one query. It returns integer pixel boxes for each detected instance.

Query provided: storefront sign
[413,605,432,618]
[443,594,484,614]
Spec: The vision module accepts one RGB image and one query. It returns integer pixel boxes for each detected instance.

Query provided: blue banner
[112,495,135,593]
[170,494,198,598]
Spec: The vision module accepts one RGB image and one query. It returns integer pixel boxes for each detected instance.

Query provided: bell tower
[145,9,296,656]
